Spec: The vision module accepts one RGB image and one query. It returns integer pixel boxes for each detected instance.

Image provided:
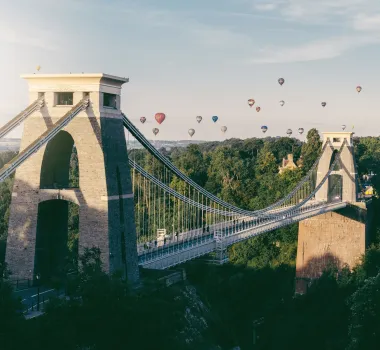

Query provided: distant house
[279,154,301,174]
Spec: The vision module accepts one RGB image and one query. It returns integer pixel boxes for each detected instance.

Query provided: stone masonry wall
[295,202,368,293]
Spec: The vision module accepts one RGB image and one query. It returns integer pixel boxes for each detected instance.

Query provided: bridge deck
[139,201,347,269]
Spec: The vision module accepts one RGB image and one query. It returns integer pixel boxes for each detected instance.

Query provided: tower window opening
[56,92,73,106]
[333,138,341,143]
[103,93,117,109]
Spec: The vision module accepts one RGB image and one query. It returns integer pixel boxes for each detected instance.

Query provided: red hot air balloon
[155,113,166,124]
[256,106,261,112]
[248,99,255,107]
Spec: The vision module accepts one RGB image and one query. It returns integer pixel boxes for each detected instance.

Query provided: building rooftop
[20,73,129,83]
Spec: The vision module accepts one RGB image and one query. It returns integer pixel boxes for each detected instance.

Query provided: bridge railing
[9,278,32,291]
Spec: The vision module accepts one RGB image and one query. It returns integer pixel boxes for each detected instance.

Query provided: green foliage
[0,152,16,263]
[66,202,79,273]
[347,273,380,349]
[0,263,24,350]
[2,129,380,349]
[68,145,79,188]
[27,248,190,350]
[301,128,322,172]
[173,144,208,186]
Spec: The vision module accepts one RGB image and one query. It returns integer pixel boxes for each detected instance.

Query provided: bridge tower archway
[40,130,77,189]
[315,132,357,203]
[5,74,139,283]
[34,199,79,282]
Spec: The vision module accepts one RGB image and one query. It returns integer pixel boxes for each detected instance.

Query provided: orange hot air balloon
[155,113,166,124]
[256,106,261,112]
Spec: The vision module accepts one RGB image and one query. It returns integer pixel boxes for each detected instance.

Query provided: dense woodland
[1,129,380,349]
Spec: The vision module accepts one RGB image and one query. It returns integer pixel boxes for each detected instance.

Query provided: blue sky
[1,0,380,141]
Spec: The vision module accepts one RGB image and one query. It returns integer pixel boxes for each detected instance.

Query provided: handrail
[0,99,89,182]
[0,97,44,139]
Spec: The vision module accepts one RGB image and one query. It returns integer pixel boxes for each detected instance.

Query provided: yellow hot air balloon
[36,65,41,72]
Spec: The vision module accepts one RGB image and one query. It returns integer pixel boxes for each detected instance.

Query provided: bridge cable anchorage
[0,97,45,139]
[0,98,89,183]
[123,112,333,218]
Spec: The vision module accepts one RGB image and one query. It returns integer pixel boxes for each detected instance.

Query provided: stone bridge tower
[315,132,357,203]
[296,131,371,294]
[5,74,139,283]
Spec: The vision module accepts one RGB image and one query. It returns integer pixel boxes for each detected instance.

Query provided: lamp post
[36,273,41,311]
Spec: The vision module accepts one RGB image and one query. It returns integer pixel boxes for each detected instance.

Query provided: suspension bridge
[0,74,370,291]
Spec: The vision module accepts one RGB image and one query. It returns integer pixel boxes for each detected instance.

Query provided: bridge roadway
[139,200,347,269]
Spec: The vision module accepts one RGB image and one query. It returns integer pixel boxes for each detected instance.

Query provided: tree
[0,263,25,350]
[347,273,380,349]
[172,144,208,186]
[301,128,322,172]
[256,147,278,177]
[0,150,16,263]
[31,248,189,350]
[205,146,253,206]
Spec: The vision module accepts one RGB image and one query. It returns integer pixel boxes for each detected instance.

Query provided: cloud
[249,35,379,64]
[0,17,58,51]
[187,24,251,48]
[254,2,277,11]
[115,5,253,49]
[353,13,380,31]
[248,0,380,26]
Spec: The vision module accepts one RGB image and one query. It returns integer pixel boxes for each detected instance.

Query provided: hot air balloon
[140,117,146,124]
[356,86,362,93]
[278,78,285,86]
[152,128,159,136]
[196,116,202,123]
[155,113,166,125]
[280,100,285,107]
[261,126,268,133]
[341,125,346,130]
[321,102,327,107]
[188,129,195,137]
[36,65,41,72]
[286,129,292,136]
[248,99,255,107]
[298,128,304,135]
[256,106,261,112]
[221,126,227,133]
[212,116,218,123]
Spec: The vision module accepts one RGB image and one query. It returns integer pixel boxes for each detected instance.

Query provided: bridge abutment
[295,201,371,293]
